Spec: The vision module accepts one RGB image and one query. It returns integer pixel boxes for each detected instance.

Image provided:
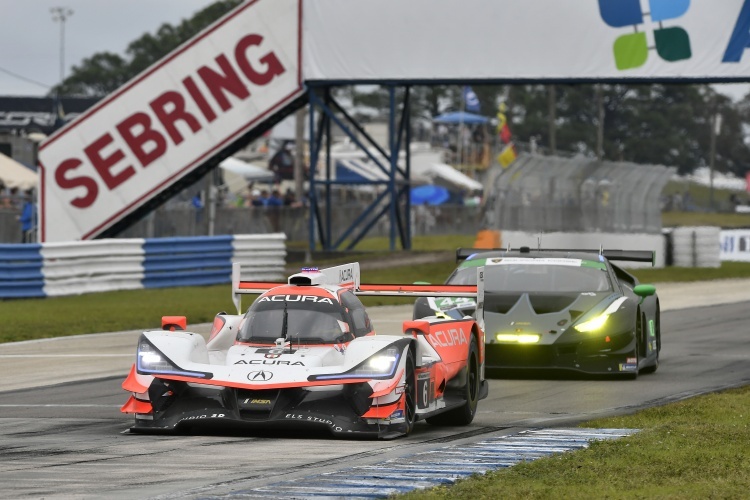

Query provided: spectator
[258,189,270,206]
[267,189,284,207]
[18,189,36,243]
[250,189,264,207]
[283,188,302,208]
[0,182,9,208]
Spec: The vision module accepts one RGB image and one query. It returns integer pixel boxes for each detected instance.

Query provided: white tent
[0,153,37,190]
[218,157,275,196]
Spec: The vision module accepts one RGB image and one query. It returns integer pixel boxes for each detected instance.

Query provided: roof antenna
[599,244,604,255]
[537,235,542,251]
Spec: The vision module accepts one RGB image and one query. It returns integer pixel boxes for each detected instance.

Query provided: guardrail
[0,234,286,299]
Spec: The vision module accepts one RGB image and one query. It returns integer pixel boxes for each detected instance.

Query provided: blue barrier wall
[0,234,286,299]
[0,244,44,298]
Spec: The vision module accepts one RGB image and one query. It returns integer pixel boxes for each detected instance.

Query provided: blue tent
[410,185,450,205]
[432,111,489,125]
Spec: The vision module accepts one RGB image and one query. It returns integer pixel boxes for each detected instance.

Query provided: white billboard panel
[304,0,750,81]
[39,0,302,242]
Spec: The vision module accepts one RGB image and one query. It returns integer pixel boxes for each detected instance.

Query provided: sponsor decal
[626,357,637,364]
[334,343,346,355]
[427,327,468,349]
[434,296,475,310]
[285,413,343,432]
[649,319,655,337]
[598,0,691,70]
[243,399,271,405]
[259,295,333,304]
[338,267,354,283]
[236,359,304,366]
[256,347,297,359]
[181,413,225,421]
[247,370,273,381]
[619,363,638,372]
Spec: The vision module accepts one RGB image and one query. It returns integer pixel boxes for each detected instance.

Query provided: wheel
[624,311,642,380]
[426,335,479,426]
[403,352,417,435]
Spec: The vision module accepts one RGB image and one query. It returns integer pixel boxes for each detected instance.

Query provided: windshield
[484,262,612,293]
[237,296,350,344]
[447,265,480,285]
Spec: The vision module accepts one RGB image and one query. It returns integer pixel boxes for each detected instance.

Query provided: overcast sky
[1,1,749,103]
[0,0,214,96]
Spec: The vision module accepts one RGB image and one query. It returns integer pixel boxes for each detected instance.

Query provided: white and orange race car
[121,262,488,439]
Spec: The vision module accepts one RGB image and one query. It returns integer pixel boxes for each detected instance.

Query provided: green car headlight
[574,313,609,332]
[574,297,628,333]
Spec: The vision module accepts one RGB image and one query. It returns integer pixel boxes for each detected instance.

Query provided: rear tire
[426,335,479,426]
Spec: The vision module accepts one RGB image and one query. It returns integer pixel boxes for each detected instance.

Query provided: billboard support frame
[307,84,412,252]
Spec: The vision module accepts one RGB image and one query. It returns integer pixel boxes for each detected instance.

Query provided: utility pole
[596,85,604,160]
[709,112,722,211]
[547,85,557,155]
[50,7,73,86]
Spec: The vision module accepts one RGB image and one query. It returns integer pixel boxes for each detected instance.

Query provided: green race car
[414,247,660,378]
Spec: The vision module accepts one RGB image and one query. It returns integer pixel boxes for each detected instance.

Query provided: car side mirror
[633,284,656,302]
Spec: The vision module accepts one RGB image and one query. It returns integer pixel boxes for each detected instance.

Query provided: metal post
[50,7,73,85]
[389,86,397,251]
[548,85,557,154]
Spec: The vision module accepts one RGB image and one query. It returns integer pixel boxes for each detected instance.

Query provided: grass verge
[2,236,750,343]
[399,385,750,499]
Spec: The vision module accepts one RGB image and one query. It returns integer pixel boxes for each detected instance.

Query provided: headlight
[574,297,627,333]
[309,347,402,381]
[574,314,609,332]
[495,333,540,343]
[136,337,210,378]
[355,348,400,376]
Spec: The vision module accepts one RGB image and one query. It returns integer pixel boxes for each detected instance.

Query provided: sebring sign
[38,0,302,242]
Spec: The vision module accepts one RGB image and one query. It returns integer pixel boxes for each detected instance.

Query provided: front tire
[426,335,479,426]
[403,352,417,435]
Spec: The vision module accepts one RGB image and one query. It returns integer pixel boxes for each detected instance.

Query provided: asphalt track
[1,280,750,498]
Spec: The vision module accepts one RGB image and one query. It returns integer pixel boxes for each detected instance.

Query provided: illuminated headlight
[495,333,540,343]
[574,314,610,332]
[353,348,400,377]
[574,297,627,333]
[138,342,177,372]
[136,338,209,378]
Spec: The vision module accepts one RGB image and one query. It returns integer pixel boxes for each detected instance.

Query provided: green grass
[399,385,750,499]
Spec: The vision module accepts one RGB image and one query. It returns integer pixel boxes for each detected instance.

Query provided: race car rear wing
[231,262,480,314]
[456,247,655,266]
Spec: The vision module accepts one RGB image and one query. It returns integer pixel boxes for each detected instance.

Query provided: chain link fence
[481,154,675,234]
[0,154,675,244]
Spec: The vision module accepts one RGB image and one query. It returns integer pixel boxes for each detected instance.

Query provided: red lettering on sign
[183,75,217,123]
[116,112,167,168]
[198,54,250,112]
[52,30,293,213]
[54,158,99,209]
[235,34,286,85]
[84,133,134,191]
[150,91,202,146]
